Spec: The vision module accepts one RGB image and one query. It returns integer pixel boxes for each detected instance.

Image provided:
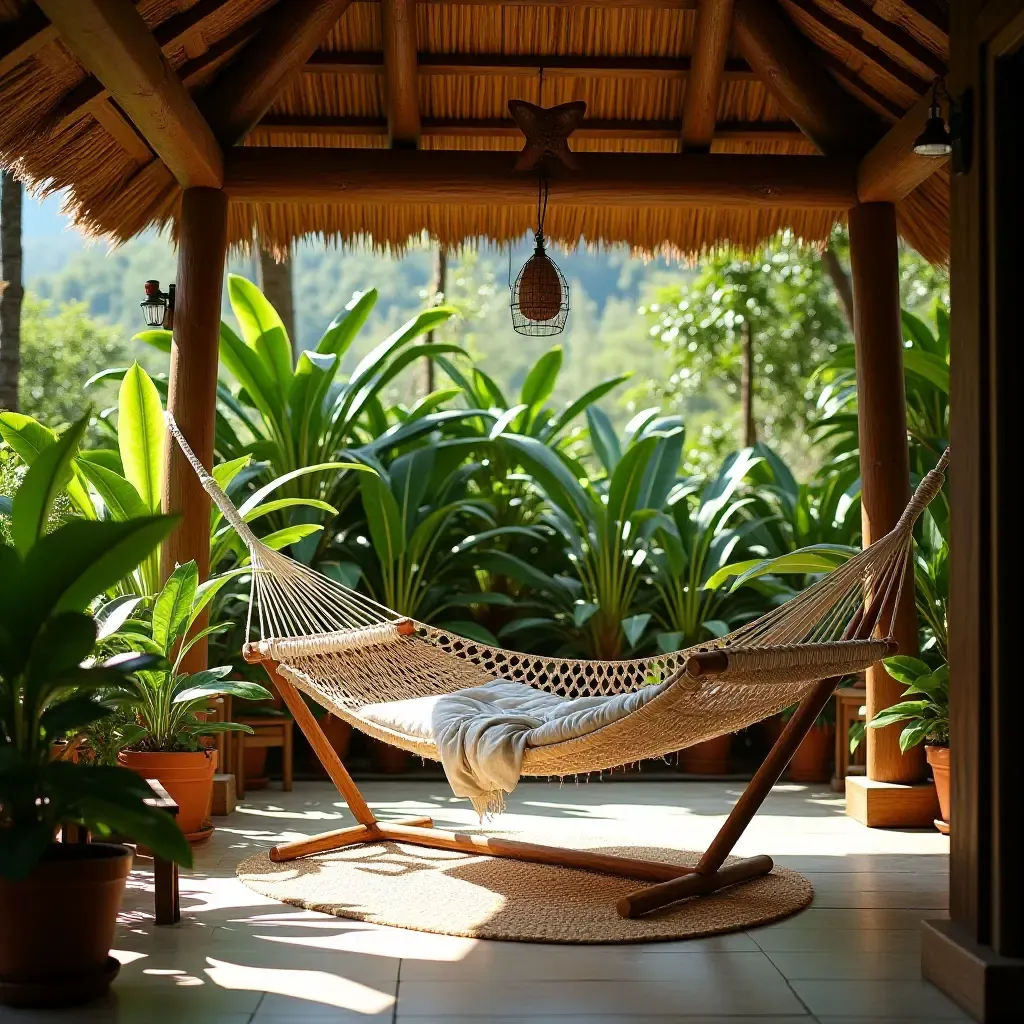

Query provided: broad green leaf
[715,545,854,591]
[902,348,950,396]
[218,322,280,424]
[75,460,148,522]
[242,497,336,524]
[153,561,199,653]
[622,613,651,648]
[499,435,590,523]
[359,471,406,565]
[0,411,56,465]
[520,347,562,419]
[250,524,322,555]
[24,516,177,619]
[96,595,142,640]
[441,621,499,645]
[317,289,377,357]
[586,405,621,476]
[573,601,599,628]
[118,363,164,513]
[657,631,685,654]
[881,655,932,687]
[390,448,435,534]
[188,568,252,632]
[608,436,659,527]
[238,462,369,517]
[12,414,89,557]
[77,448,124,474]
[212,455,253,493]
[228,274,294,389]
[703,619,730,639]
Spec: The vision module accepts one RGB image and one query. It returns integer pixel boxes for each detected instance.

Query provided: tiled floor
[1,779,965,1023]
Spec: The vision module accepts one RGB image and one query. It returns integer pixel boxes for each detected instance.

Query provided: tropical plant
[99,561,272,753]
[1,362,344,596]
[0,413,191,879]
[333,443,532,629]
[489,408,686,659]
[868,655,949,752]
[134,278,471,561]
[649,446,785,652]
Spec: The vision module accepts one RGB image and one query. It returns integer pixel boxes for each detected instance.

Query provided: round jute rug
[236,835,813,944]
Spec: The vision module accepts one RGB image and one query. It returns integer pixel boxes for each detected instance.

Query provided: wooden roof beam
[224,148,857,207]
[202,0,355,146]
[54,0,236,129]
[857,89,948,202]
[732,0,880,157]
[831,0,947,79]
[781,0,933,95]
[37,0,222,188]
[681,0,736,151]
[0,8,59,77]
[256,114,806,144]
[305,50,758,80]
[381,0,421,147]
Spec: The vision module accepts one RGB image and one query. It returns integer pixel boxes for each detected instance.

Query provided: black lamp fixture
[141,279,175,329]
[913,78,953,158]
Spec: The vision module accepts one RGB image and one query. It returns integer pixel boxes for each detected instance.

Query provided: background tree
[638,232,850,473]
[257,242,296,361]
[1,169,23,411]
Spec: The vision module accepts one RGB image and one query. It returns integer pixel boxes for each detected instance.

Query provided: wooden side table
[832,685,868,792]
[144,779,181,926]
[233,715,294,798]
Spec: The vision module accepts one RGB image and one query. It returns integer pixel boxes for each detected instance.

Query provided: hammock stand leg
[258,659,698,885]
[617,674,841,919]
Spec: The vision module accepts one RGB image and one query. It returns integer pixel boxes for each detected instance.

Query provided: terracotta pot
[0,843,130,1007]
[371,739,412,775]
[678,734,732,775]
[243,745,269,790]
[788,723,835,783]
[119,750,215,837]
[926,744,950,828]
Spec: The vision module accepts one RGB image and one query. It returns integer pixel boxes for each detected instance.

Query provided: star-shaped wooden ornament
[508,99,587,172]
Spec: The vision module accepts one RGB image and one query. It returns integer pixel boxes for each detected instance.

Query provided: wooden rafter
[354,0,701,6]
[224,148,857,207]
[830,0,947,77]
[857,88,947,202]
[821,54,905,121]
[782,0,931,95]
[54,0,236,129]
[380,0,421,147]
[305,50,758,80]
[732,0,880,156]
[202,0,355,146]
[37,0,223,189]
[0,8,59,77]
[256,114,806,145]
[681,0,736,151]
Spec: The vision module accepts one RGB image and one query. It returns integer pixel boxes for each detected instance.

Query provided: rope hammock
[167,415,949,779]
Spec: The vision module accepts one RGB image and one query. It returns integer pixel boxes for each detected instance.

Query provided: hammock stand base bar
[249,654,838,920]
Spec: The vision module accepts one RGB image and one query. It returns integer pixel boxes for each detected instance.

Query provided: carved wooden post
[846,201,932,826]
[162,187,229,671]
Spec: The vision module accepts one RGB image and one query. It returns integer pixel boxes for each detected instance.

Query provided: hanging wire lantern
[510,178,570,336]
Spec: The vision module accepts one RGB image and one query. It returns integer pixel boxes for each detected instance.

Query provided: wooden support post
[681,0,734,152]
[381,0,421,147]
[162,187,228,671]
[847,201,927,813]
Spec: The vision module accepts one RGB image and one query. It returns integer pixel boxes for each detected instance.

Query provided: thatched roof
[0,0,950,260]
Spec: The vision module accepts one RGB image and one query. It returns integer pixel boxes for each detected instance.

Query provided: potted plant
[786,703,835,784]
[0,417,191,1007]
[868,655,950,830]
[104,562,272,839]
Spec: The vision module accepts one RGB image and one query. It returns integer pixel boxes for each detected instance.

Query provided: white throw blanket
[429,680,667,817]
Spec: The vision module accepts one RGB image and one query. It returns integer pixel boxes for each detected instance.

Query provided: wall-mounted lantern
[141,279,175,329]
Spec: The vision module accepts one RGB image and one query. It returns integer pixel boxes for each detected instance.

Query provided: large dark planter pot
[120,750,215,840]
[0,843,130,1008]
[926,744,950,832]
[370,738,412,775]
[678,734,732,775]
[788,723,835,783]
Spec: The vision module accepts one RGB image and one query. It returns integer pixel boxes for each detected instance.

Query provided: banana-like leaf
[544,374,631,441]
[622,613,651,648]
[132,329,173,353]
[11,414,89,557]
[118,363,164,514]
[238,462,369,516]
[228,274,294,393]
[706,544,853,591]
[153,561,199,654]
[248,523,322,556]
[586,405,622,477]
[359,471,406,564]
[499,434,591,523]
[607,436,659,528]
[317,289,377,357]
[519,347,562,427]
[75,459,148,522]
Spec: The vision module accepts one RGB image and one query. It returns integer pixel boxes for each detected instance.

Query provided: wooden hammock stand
[242,643,858,919]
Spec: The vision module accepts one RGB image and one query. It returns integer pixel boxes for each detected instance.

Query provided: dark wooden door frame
[922,2,1024,1019]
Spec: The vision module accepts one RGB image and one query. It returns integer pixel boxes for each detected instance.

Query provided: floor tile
[396,1018,814,1024]
[791,978,970,1019]
[765,950,923,980]
[395,977,806,1016]
[750,928,922,953]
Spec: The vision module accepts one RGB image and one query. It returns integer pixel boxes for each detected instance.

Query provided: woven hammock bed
[169,417,949,919]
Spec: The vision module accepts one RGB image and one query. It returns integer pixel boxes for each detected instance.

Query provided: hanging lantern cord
[535,173,550,249]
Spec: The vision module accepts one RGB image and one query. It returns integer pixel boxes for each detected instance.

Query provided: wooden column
[847,201,928,799]
[162,187,229,671]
